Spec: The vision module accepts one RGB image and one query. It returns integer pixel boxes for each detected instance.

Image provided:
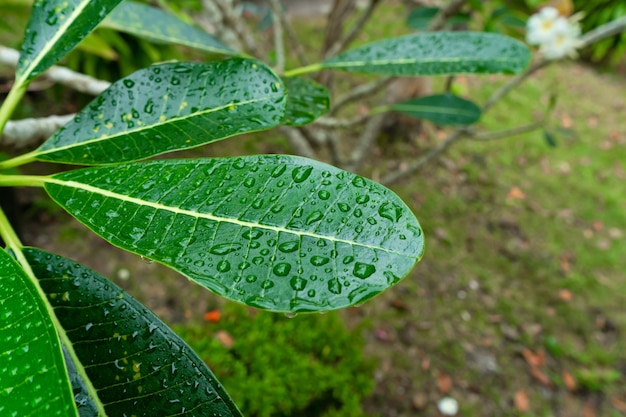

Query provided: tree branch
[1,114,74,149]
[426,0,468,31]
[329,76,394,115]
[269,0,286,74]
[324,0,381,59]
[0,46,110,96]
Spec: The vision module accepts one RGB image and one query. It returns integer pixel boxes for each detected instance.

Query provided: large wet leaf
[389,93,481,126]
[103,1,237,56]
[25,247,242,417]
[282,77,330,126]
[0,249,76,417]
[16,0,124,82]
[43,156,424,313]
[35,59,286,165]
[321,32,530,76]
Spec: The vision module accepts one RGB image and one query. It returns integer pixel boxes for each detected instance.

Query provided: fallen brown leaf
[558,289,573,302]
[610,396,626,412]
[514,390,529,413]
[421,357,431,371]
[562,371,577,391]
[204,309,221,323]
[530,367,552,387]
[583,401,596,417]
[507,186,526,200]
[437,372,453,394]
[215,330,234,348]
[522,348,545,368]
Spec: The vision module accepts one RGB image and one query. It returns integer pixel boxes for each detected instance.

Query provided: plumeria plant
[18,0,626,415]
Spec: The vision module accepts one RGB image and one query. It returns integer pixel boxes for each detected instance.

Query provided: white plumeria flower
[526,7,565,45]
[526,6,583,60]
[437,397,459,416]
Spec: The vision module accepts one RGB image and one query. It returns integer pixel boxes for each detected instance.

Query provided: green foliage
[0,0,534,414]
[389,93,482,126]
[173,304,375,417]
[574,0,626,65]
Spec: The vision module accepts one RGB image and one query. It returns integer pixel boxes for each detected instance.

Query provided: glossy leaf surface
[35,59,286,165]
[0,249,76,417]
[103,1,236,56]
[322,32,530,76]
[389,93,481,125]
[43,156,424,313]
[282,77,330,126]
[16,0,124,82]
[25,247,242,417]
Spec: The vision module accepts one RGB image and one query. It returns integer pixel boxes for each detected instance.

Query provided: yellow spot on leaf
[61,292,69,301]
[93,127,99,133]
[159,115,167,122]
[137,386,143,393]
[83,154,88,158]
[179,101,188,110]
[49,293,57,299]
[105,122,113,129]
[229,104,236,111]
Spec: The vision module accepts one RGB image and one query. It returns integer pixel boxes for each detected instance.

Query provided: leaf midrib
[46,178,414,257]
[37,97,269,157]
[391,104,477,116]
[323,56,523,68]
[18,0,92,81]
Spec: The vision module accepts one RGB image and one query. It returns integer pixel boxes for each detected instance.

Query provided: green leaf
[43,156,424,313]
[389,93,481,126]
[103,1,237,56]
[25,247,243,417]
[406,7,439,30]
[321,32,530,76]
[544,130,557,147]
[282,77,330,126]
[16,0,124,82]
[0,249,76,417]
[35,59,286,165]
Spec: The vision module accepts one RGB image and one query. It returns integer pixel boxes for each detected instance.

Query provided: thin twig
[330,76,394,115]
[346,113,387,172]
[468,120,544,141]
[278,126,316,159]
[211,0,257,53]
[1,114,74,148]
[315,114,370,128]
[269,0,286,74]
[0,46,110,96]
[426,0,468,31]
[324,0,381,59]
[274,0,309,66]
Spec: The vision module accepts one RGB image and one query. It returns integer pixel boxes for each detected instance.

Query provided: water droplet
[238,262,250,270]
[243,229,263,240]
[355,225,364,233]
[290,276,307,291]
[378,202,403,222]
[284,312,297,318]
[278,241,299,253]
[217,260,231,272]
[354,208,363,217]
[342,256,355,264]
[271,164,287,178]
[252,199,265,209]
[306,211,323,225]
[367,217,377,225]
[252,256,264,265]
[292,166,313,183]
[245,275,258,283]
[337,203,350,212]
[210,243,242,255]
[328,278,342,294]
[123,79,135,88]
[271,204,284,213]
[273,263,291,276]
[261,279,274,289]
[310,256,330,266]
[318,190,330,200]
[356,194,370,204]
[144,99,154,114]
[353,262,376,279]
[307,289,316,298]
[244,177,256,187]
[352,176,367,188]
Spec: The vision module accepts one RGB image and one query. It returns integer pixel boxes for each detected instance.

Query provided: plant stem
[0,150,40,171]
[283,63,324,77]
[0,79,28,134]
[0,173,48,187]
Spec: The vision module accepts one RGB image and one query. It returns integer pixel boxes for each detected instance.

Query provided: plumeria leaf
[389,93,481,125]
[102,1,237,56]
[34,59,286,165]
[0,249,76,417]
[282,76,330,126]
[321,32,530,75]
[42,156,424,313]
[16,0,124,82]
[25,247,242,417]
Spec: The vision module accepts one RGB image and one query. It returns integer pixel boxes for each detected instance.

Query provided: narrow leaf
[0,249,76,417]
[103,1,237,56]
[322,32,530,76]
[544,130,557,147]
[25,247,242,417]
[283,76,330,126]
[16,0,124,82]
[35,59,286,165]
[389,93,481,125]
[43,156,424,313]
[406,7,440,30]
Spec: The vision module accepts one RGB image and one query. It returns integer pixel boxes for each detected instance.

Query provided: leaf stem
[0,150,40,171]
[283,63,324,77]
[0,79,28,135]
